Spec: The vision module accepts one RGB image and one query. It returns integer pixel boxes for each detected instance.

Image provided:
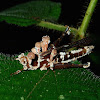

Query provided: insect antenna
[26,70,49,100]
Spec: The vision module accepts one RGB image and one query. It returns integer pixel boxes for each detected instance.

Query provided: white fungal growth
[67,54,70,58]
[61,57,77,63]
[84,45,94,55]
[50,62,54,67]
[23,66,28,70]
[40,64,47,71]
[71,48,83,54]
[37,55,41,67]
[60,52,66,61]
[83,62,90,68]
[15,34,94,72]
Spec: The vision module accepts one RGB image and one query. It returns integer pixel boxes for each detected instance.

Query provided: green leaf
[0,53,100,100]
[0,1,61,26]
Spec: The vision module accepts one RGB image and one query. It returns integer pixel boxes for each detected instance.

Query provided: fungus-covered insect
[11,26,94,75]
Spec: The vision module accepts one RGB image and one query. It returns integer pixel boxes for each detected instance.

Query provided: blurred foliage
[0,0,78,34]
[0,1,61,26]
[0,53,100,100]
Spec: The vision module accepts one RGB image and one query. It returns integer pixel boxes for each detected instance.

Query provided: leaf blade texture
[0,53,100,100]
[0,1,61,26]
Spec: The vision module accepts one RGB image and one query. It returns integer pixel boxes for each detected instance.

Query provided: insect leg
[53,62,90,70]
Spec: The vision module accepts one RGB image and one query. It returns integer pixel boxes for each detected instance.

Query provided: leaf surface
[0,54,100,100]
[0,1,61,26]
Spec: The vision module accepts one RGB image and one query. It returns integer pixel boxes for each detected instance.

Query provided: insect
[11,26,94,75]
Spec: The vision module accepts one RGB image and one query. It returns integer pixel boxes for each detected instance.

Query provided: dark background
[0,0,100,75]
